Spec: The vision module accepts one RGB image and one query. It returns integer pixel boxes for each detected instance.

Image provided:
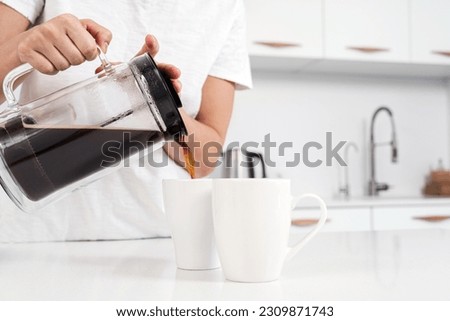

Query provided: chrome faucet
[338,141,359,198]
[368,106,398,196]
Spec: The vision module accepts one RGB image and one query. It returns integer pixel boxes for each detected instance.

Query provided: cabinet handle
[347,46,390,54]
[292,218,330,227]
[432,51,450,58]
[254,41,301,48]
[413,215,450,223]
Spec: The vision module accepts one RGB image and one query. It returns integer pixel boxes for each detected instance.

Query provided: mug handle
[285,193,327,261]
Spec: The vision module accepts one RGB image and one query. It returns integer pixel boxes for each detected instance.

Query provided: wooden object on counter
[292,218,330,227]
[423,170,450,196]
[430,170,450,183]
[413,215,450,223]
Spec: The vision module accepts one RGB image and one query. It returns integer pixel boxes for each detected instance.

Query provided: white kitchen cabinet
[411,0,450,65]
[372,205,450,231]
[245,0,450,77]
[323,0,409,62]
[292,201,450,232]
[292,207,372,232]
[245,0,323,59]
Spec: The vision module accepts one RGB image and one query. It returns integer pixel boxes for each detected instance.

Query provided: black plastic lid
[131,53,187,139]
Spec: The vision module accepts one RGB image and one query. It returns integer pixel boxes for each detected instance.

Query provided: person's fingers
[80,19,113,53]
[37,45,71,71]
[158,63,181,92]
[32,37,70,71]
[158,63,181,93]
[171,79,182,93]
[54,37,85,66]
[157,62,181,79]
[64,17,98,61]
[17,14,113,73]
[135,34,159,57]
[18,48,58,74]
[134,35,181,92]
[145,34,159,57]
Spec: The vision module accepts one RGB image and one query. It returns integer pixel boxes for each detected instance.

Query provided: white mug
[163,179,220,270]
[212,179,327,282]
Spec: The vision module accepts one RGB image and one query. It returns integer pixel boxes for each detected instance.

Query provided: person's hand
[16,14,112,75]
[94,34,182,93]
[135,34,182,93]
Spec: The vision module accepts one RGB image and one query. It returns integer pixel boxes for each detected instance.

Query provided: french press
[0,50,187,212]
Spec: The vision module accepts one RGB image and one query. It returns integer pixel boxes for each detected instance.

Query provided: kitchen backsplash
[224,71,449,199]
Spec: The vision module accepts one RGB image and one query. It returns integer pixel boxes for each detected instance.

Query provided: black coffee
[177,140,195,179]
[0,117,162,201]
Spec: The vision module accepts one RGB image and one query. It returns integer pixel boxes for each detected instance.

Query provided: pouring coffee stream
[178,140,196,179]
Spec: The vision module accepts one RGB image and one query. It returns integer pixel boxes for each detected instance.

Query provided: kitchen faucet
[338,141,359,198]
[368,106,398,196]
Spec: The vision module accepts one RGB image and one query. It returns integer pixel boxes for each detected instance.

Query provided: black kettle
[222,147,267,178]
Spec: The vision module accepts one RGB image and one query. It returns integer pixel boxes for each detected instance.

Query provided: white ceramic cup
[212,179,327,282]
[162,179,220,270]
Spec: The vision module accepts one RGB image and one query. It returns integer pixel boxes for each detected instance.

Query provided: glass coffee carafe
[0,50,187,212]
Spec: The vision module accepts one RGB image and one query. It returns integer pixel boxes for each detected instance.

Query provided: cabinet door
[372,205,450,231]
[411,0,450,64]
[324,0,409,62]
[245,0,323,58]
[292,207,372,232]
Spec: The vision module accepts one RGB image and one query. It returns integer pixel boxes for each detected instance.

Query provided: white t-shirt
[0,0,252,242]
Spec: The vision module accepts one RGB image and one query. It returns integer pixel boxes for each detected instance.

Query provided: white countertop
[0,228,449,300]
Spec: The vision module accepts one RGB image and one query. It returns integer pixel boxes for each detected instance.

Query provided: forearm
[165,108,225,178]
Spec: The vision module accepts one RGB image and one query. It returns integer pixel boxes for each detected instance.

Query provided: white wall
[225,71,449,199]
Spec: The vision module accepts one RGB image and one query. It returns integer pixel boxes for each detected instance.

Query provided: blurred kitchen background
[225,0,450,197]
[220,0,450,231]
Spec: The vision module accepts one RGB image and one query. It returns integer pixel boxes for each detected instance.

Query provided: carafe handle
[2,46,112,108]
[3,63,34,107]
